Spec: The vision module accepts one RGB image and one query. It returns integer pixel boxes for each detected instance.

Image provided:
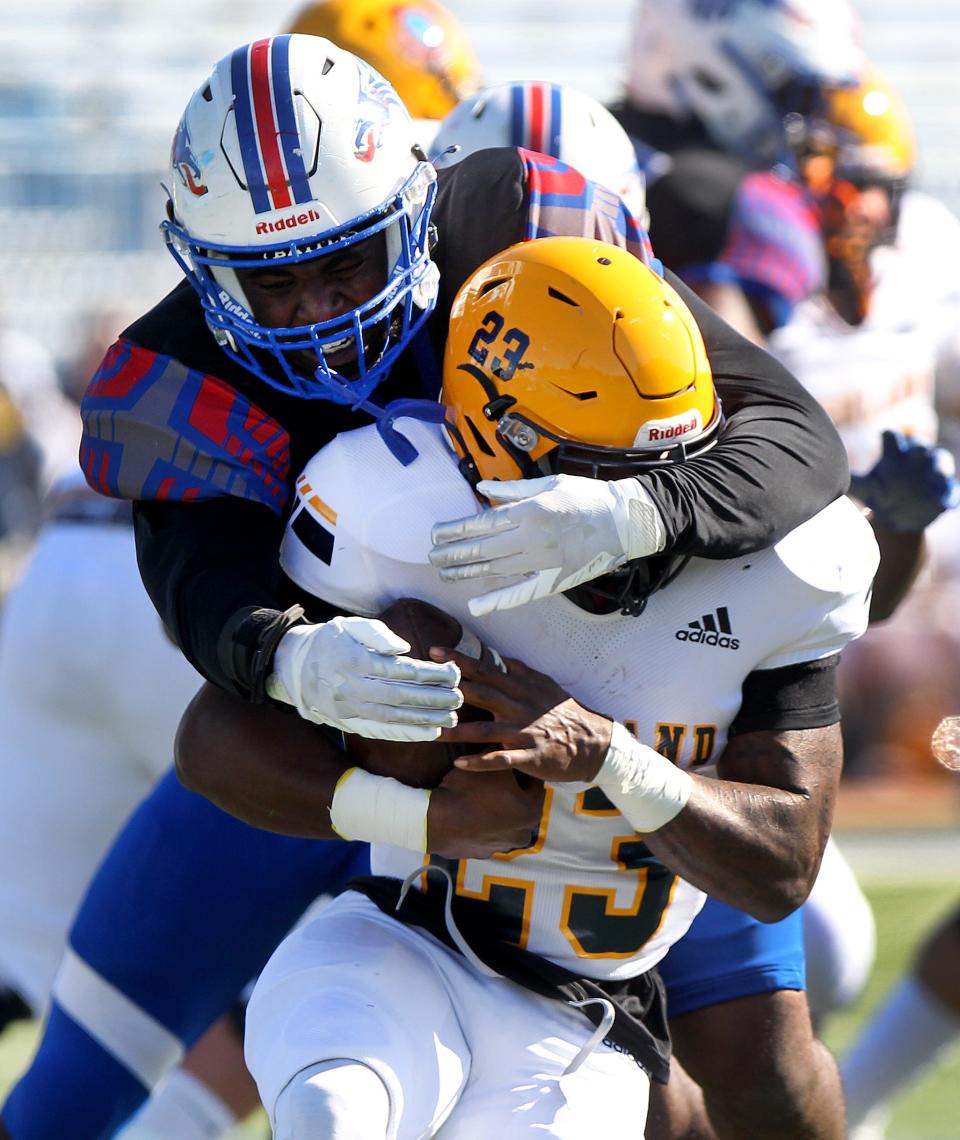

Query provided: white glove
[266,616,462,741]
[429,474,666,617]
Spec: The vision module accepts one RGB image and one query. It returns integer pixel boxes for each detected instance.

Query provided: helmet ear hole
[465,416,496,457]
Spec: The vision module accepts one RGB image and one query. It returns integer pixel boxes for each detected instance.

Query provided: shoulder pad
[280,419,476,615]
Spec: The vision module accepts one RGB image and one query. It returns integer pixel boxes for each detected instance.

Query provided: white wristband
[610,478,667,560]
[595,721,693,833]
[329,767,431,853]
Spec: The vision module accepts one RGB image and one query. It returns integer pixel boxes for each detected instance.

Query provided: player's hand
[266,616,462,741]
[427,765,544,859]
[849,430,960,533]
[429,473,665,617]
[434,647,613,784]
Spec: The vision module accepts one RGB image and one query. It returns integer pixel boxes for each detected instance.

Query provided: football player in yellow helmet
[439,237,723,615]
[228,234,875,1140]
[803,66,917,324]
[824,66,916,190]
[285,0,480,121]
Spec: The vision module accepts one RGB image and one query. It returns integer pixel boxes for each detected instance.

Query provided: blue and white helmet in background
[626,0,866,170]
[429,81,649,227]
[162,34,439,407]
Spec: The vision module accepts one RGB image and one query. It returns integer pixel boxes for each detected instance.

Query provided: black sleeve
[729,655,841,737]
[639,270,850,558]
[134,497,338,700]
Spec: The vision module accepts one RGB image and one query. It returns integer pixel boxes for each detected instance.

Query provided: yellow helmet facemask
[286,0,480,121]
[441,237,722,493]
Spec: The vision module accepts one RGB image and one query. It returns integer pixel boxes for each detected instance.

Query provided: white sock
[842,974,960,1127]
[115,1068,238,1139]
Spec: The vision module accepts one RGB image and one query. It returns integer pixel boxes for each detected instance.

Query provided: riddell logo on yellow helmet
[634,411,702,448]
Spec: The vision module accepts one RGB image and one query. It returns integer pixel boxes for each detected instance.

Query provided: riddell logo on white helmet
[255,208,323,236]
[634,410,703,449]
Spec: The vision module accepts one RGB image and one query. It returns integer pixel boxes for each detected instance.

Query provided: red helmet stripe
[249,39,293,210]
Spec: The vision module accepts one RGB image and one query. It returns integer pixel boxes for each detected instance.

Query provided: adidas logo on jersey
[675,606,739,650]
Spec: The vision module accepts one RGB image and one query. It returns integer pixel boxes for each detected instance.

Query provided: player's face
[235,232,388,371]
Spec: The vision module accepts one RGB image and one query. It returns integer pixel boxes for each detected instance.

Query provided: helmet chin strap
[566,552,691,618]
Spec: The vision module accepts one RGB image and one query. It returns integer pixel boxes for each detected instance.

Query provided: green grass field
[0,878,956,1138]
[822,879,960,1140]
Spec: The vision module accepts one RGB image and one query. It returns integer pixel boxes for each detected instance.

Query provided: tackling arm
[174,683,349,838]
[175,682,542,855]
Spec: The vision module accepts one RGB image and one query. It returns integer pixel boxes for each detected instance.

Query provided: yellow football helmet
[285,0,480,121]
[826,66,916,184]
[442,237,722,490]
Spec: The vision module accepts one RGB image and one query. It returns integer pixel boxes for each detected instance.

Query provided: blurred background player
[429,80,649,226]
[608,0,866,344]
[285,0,480,143]
[774,64,960,793]
[777,62,960,1140]
[0,319,80,589]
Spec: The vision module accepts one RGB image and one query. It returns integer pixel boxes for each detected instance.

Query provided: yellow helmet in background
[826,65,916,184]
[442,237,722,489]
[285,0,480,120]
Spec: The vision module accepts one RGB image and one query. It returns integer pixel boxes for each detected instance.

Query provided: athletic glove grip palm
[266,616,462,741]
[429,474,666,617]
[849,431,960,533]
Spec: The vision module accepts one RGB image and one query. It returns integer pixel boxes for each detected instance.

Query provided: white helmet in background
[626,0,866,169]
[429,81,648,226]
[163,34,439,407]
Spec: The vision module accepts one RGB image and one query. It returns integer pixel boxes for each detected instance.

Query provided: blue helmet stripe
[230,44,271,214]
[509,83,525,149]
[548,83,563,157]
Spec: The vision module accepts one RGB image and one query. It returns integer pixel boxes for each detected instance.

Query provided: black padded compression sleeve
[729,655,841,737]
[134,497,339,698]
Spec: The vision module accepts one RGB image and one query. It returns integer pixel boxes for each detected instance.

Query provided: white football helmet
[429,81,648,227]
[626,0,866,169]
[162,34,440,407]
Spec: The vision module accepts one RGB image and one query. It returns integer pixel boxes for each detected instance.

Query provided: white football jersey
[281,417,878,982]
[769,191,960,474]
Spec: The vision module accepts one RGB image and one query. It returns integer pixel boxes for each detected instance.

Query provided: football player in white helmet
[430,80,649,227]
[611,0,866,345]
[624,0,864,171]
[162,35,440,410]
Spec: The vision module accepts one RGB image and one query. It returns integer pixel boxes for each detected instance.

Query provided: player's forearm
[643,776,826,922]
[596,721,839,922]
[175,682,348,838]
[866,521,926,623]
